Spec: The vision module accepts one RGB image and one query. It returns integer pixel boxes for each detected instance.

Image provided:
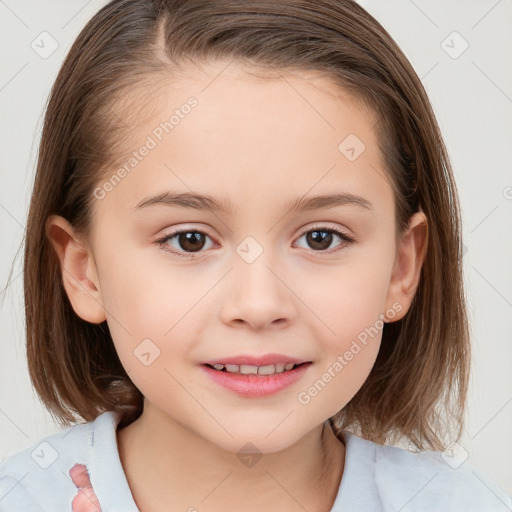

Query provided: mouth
[200,361,312,397]
[202,361,310,376]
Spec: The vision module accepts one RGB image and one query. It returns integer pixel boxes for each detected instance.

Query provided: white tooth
[240,365,258,375]
[275,363,286,373]
[258,364,276,375]
[220,363,298,375]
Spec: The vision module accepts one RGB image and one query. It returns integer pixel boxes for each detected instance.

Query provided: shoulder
[373,439,512,511]
[0,475,43,512]
[0,411,116,512]
[344,432,512,512]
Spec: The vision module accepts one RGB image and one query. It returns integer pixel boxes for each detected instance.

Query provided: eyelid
[302,222,354,240]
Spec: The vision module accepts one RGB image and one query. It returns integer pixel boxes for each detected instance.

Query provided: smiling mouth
[203,361,310,376]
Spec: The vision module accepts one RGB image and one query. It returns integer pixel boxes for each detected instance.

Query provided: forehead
[95,61,390,216]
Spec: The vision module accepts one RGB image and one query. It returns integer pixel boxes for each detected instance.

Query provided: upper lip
[202,353,312,366]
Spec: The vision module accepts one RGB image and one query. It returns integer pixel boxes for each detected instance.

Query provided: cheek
[98,236,201,334]
[298,336,381,422]
[293,244,393,411]
[299,244,394,341]
[297,280,384,419]
[96,245,219,395]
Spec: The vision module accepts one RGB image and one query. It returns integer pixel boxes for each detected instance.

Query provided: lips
[200,360,311,397]
[201,353,311,367]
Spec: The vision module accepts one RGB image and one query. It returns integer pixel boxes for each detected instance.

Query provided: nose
[219,251,297,331]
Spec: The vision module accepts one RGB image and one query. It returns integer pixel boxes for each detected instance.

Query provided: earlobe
[45,215,106,324]
[384,211,428,322]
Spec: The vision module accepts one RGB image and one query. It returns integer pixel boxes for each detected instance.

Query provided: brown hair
[17,0,469,450]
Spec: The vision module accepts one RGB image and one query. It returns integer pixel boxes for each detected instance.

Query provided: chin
[204,426,308,457]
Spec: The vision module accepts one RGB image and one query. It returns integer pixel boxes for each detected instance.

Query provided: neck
[117,402,346,512]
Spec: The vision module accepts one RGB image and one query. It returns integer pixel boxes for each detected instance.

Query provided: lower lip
[199,363,311,397]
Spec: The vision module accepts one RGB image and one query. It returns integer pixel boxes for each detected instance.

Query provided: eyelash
[154,225,355,259]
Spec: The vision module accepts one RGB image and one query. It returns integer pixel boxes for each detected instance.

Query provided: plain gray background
[1,0,511,496]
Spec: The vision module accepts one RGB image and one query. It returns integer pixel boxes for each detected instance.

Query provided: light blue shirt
[1,410,511,511]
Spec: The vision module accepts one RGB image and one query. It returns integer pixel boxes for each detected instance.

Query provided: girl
[1,0,510,511]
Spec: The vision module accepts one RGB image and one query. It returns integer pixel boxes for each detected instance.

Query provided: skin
[69,464,101,512]
[46,61,427,512]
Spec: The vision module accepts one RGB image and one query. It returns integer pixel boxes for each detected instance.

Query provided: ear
[384,210,428,322]
[45,215,106,324]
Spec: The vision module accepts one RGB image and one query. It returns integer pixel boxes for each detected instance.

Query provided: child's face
[55,61,426,453]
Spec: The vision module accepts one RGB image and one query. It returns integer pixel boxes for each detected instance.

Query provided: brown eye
[295,227,354,253]
[175,232,207,252]
[306,230,334,251]
[155,229,215,258]
[155,225,354,259]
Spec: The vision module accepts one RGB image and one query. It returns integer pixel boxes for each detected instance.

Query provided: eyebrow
[133,191,374,214]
